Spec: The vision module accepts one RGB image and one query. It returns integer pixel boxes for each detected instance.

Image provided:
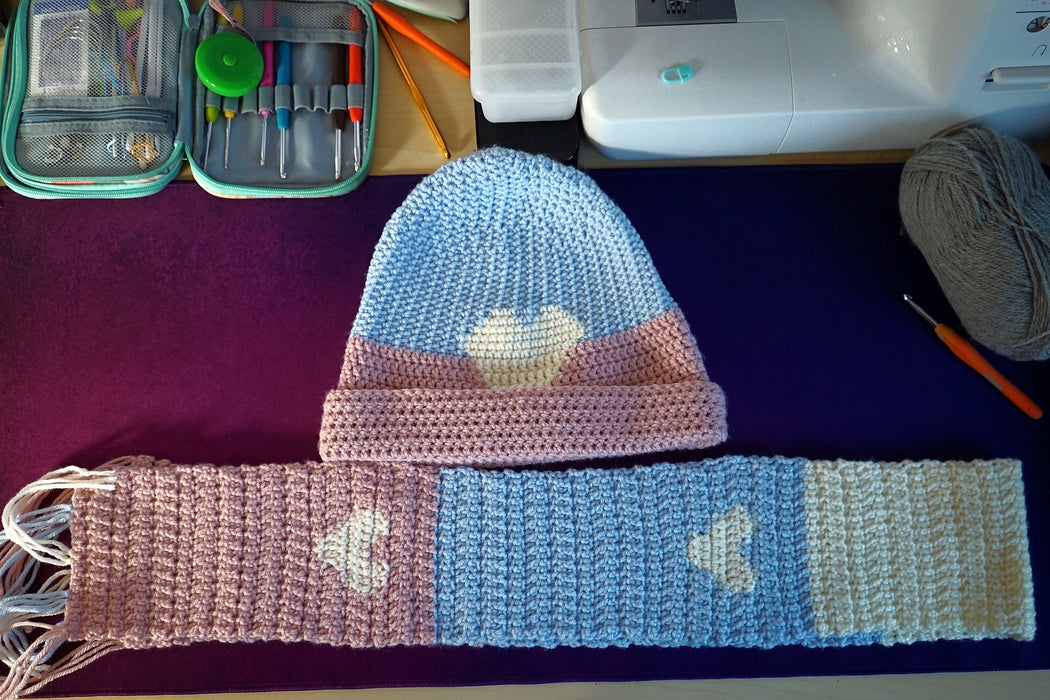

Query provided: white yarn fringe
[2,467,117,567]
[0,466,118,700]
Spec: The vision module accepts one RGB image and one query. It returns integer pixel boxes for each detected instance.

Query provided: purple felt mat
[1,166,1047,695]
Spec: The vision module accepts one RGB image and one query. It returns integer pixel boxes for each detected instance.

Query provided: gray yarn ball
[899,123,1050,361]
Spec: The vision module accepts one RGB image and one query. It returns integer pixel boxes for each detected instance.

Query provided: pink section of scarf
[66,457,439,648]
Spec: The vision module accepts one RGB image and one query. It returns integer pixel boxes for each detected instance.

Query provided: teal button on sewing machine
[661,64,694,83]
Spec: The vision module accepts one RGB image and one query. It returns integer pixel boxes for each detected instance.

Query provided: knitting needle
[348,6,366,172]
[376,16,449,159]
[368,0,469,78]
[903,294,1043,419]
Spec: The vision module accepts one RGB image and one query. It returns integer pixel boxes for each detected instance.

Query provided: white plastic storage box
[470,0,581,123]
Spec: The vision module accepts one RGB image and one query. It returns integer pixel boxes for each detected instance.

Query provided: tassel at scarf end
[1,466,121,699]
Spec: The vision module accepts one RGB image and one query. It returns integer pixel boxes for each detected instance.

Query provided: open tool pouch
[0,0,377,198]
[189,0,377,195]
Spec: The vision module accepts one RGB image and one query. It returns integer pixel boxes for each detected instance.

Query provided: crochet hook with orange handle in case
[368,0,470,78]
[903,294,1043,419]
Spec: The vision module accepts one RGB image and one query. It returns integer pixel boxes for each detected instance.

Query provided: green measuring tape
[195,32,264,97]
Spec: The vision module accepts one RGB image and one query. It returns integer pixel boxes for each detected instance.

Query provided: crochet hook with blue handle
[276,17,292,179]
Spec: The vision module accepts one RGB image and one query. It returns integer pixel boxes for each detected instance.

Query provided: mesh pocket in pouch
[16,127,174,177]
[16,0,182,179]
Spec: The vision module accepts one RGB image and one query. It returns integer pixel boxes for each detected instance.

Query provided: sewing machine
[578,0,1050,158]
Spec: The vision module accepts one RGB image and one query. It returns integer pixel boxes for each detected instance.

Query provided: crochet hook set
[0,0,379,198]
[193,0,372,185]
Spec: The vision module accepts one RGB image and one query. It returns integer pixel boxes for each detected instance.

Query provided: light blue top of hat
[352,148,676,357]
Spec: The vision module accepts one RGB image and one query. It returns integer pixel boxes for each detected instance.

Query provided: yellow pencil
[376,17,451,159]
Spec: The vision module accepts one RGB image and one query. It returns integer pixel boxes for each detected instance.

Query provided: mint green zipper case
[0,0,377,198]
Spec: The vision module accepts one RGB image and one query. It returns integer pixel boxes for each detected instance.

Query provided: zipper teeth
[24,155,181,188]
[1,7,30,136]
[16,178,172,198]
[189,145,373,197]
[191,164,365,197]
[21,109,172,124]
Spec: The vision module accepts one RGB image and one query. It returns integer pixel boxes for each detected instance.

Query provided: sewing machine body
[578,0,1050,158]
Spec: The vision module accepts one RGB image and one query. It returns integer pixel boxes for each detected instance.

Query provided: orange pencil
[369,0,470,78]
[904,295,1042,419]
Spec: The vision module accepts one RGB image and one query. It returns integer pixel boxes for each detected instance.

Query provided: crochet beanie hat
[319,147,727,466]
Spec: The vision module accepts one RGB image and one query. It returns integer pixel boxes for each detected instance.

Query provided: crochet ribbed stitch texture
[67,457,439,648]
[60,456,1033,652]
[318,148,728,466]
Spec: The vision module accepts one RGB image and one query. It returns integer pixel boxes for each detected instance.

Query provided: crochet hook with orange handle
[368,0,470,78]
[904,295,1043,419]
[376,16,450,159]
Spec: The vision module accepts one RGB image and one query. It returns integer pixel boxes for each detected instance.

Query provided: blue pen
[276,18,292,179]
